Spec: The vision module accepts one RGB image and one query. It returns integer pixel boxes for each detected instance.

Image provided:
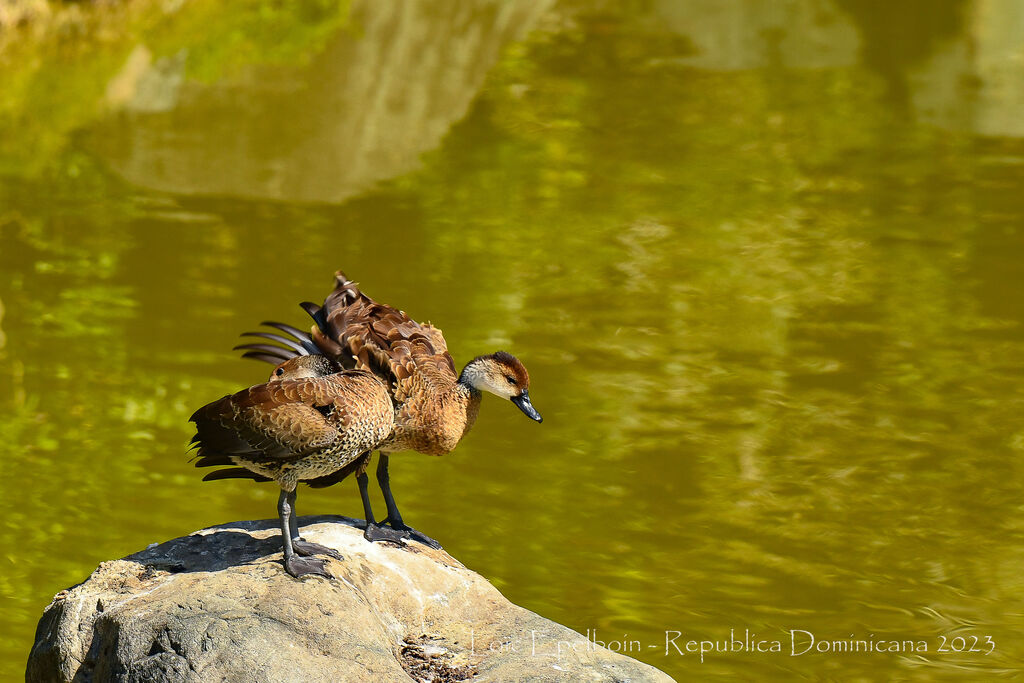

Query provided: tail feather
[202,468,272,483]
[236,320,322,366]
[300,301,328,335]
[304,297,345,352]
[239,331,310,355]
[232,343,297,361]
[192,453,235,468]
[260,321,320,355]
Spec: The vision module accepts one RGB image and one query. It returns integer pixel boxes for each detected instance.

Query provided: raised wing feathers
[314,271,457,399]
[235,273,458,404]
[234,322,319,365]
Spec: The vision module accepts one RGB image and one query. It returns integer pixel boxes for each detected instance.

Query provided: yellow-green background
[2,0,1024,679]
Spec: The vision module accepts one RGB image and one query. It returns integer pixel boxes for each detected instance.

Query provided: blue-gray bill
[512,391,543,423]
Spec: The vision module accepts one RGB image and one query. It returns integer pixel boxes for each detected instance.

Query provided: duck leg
[286,490,342,560]
[359,471,414,545]
[278,488,331,578]
[376,454,442,549]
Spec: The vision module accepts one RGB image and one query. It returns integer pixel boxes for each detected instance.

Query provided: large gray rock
[27,516,673,682]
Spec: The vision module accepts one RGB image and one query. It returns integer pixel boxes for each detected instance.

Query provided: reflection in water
[94,0,552,203]
[837,0,967,107]
[653,0,862,70]
[910,0,1024,137]
[2,1,1024,680]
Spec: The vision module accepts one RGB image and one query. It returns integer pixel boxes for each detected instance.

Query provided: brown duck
[190,354,393,577]
[202,271,542,547]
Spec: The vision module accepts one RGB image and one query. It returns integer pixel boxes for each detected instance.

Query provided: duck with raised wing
[205,271,542,548]
[189,354,393,578]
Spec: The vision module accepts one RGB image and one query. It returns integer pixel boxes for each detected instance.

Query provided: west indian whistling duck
[199,271,542,548]
[189,354,393,578]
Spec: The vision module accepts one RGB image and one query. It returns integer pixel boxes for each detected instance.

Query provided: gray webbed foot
[284,554,331,579]
[292,539,343,560]
[363,522,409,546]
[367,519,442,550]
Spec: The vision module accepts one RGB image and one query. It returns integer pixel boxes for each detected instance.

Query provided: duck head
[270,354,341,380]
[459,351,542,423]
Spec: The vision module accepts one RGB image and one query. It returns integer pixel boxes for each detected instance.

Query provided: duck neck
[418,376,478,454]
[456,375,482,397]
[454,378,482,427]
[457,359,486,396]
[456,362,486,417]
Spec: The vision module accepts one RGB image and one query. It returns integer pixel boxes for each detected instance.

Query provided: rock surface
[27,516,674,682]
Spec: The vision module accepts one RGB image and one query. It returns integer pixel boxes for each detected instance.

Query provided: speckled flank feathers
[190,357,393,491]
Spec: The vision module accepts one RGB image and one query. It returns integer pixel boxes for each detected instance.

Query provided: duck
[189,354,394,578]
[203,270,542,548]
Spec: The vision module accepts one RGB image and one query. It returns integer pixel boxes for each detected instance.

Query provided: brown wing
[234,275,457,403]
[189,370,388,465]
[192,393,337,465]
[307,271,457,401]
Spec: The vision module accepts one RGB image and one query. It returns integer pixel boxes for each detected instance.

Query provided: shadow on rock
[126,515,366,575]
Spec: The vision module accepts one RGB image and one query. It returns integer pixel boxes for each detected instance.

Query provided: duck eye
[276,368,284,376]
[505,375,517,385]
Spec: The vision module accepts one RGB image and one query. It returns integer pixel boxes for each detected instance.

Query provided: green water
[3,1,1024,679]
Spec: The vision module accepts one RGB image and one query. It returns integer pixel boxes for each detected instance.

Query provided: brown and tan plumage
[305,278,536,456]
[190,354,393,577]
[213,270,542,548]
